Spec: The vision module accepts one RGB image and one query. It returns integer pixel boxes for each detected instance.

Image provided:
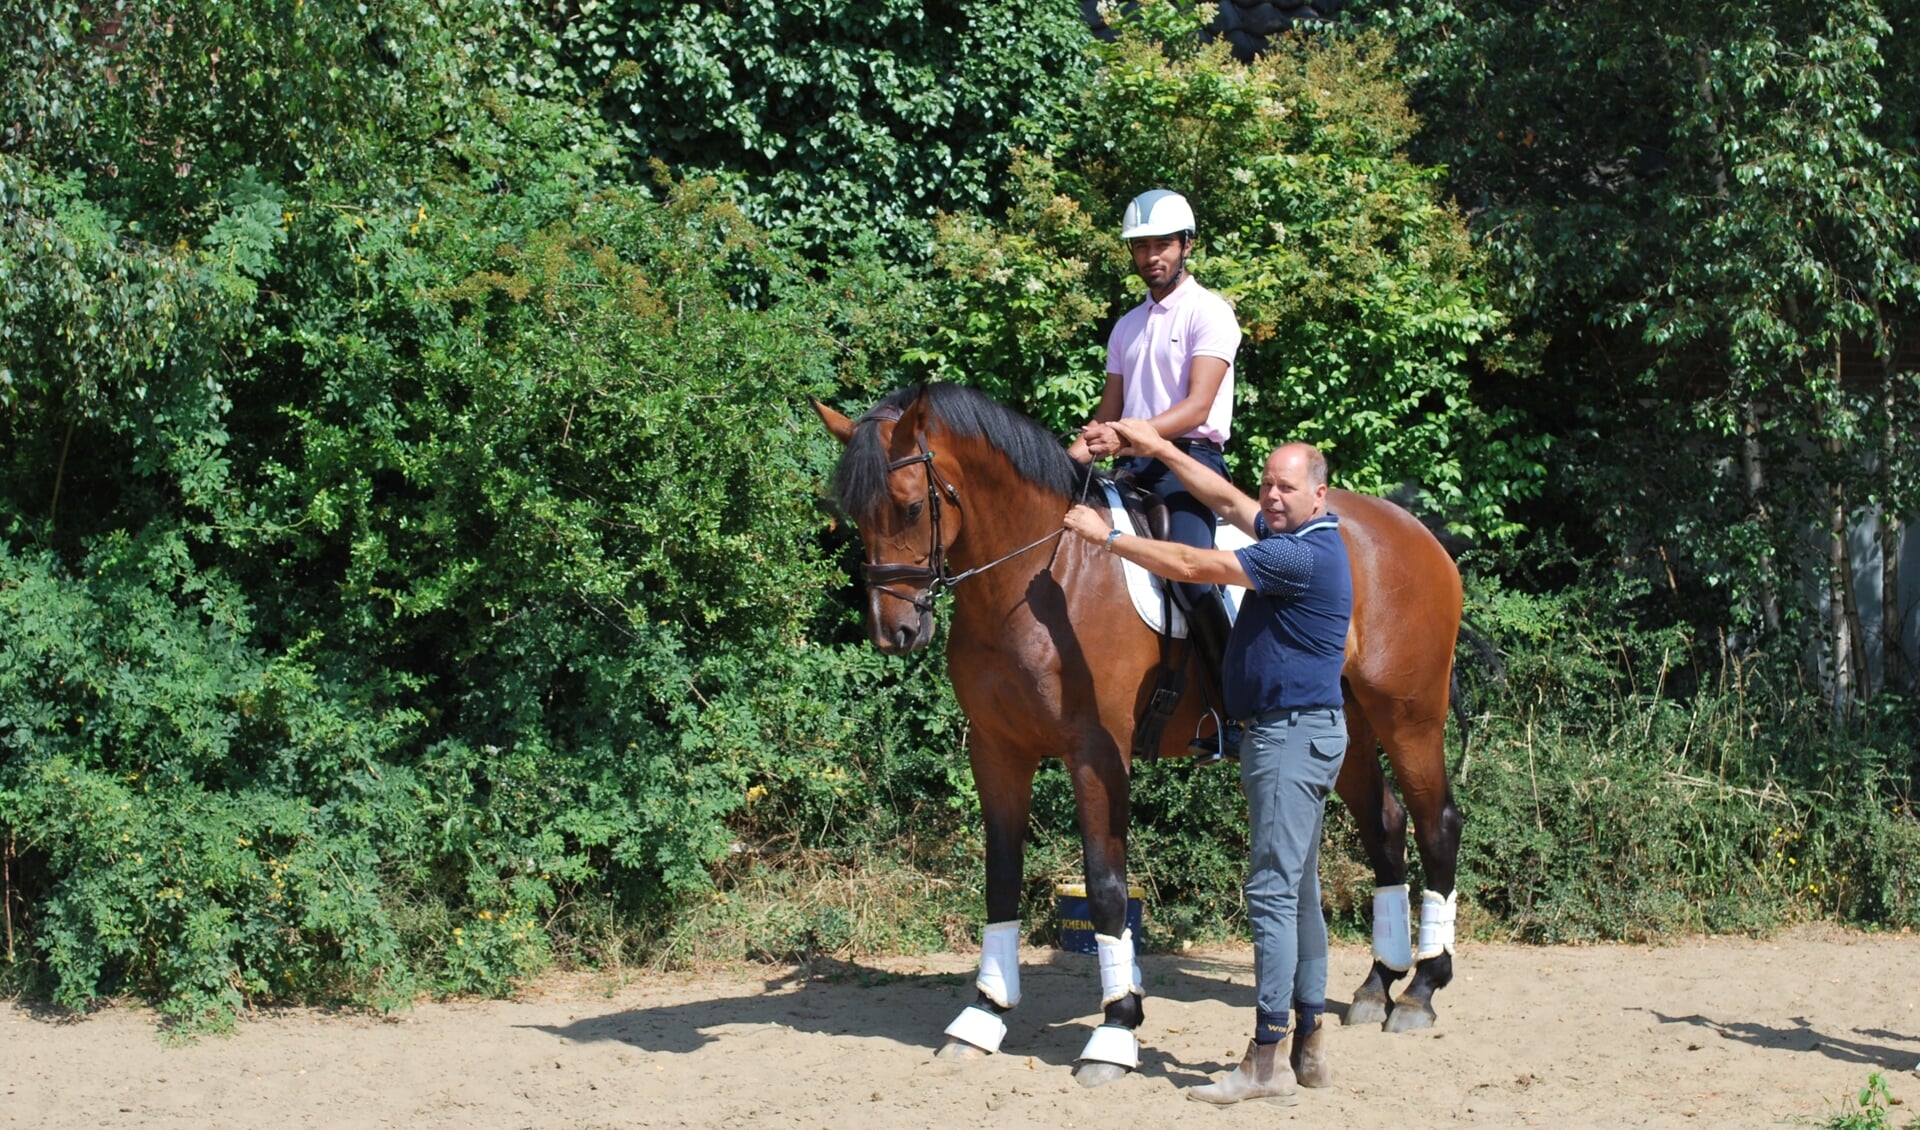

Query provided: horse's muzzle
[872,607,934,655]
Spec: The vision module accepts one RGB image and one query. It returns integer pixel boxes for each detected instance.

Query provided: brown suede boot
[1290,1022,1332,1087]
[1187,1038,1299,1105]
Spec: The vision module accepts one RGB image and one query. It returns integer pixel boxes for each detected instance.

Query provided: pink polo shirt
[1105,275,1242,445]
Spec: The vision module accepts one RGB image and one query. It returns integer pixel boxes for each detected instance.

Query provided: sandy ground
[5,926,1918,1129]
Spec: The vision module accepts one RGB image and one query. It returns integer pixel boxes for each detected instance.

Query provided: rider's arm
[1067,373,1127,462]
[1093,371,1124,423]
[1138,354,1227,439]
[1064,505,1251,587]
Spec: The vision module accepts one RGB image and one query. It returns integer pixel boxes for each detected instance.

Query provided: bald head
[1270,442,1328,487]
[1258,442,1331,532]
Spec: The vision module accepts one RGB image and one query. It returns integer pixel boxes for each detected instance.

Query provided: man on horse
[1069,189,1243,758]
[1064,423,1353,1106]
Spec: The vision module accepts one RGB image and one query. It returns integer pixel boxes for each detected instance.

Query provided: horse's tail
[1449,616,1504,747]
[1449,667,1470,745]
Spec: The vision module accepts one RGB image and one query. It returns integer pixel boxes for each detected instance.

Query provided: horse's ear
[811,396,856,446]
[897,384,933,434]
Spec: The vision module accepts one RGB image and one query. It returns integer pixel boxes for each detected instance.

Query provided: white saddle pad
[1101,479,1249,638]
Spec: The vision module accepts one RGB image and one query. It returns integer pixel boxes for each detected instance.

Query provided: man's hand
[1063,504,1113,546]
[1110,417,1175,461]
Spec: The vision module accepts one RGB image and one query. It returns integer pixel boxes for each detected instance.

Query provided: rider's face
[1129,234,1187,293]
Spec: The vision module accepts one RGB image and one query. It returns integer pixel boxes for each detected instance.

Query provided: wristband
[1106,528,1122,552]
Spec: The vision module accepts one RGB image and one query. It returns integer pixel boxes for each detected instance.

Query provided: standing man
[1068,189,1243,757]
[1064,419,1352,1107]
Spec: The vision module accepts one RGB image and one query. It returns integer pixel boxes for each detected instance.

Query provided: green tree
[1368,0,1920,700]
[2,0,967,1020]
[547,0,1095,255]
[909,1,1542,539]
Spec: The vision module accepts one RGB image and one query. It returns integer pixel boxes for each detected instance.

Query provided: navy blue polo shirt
[1223,512,1352,718]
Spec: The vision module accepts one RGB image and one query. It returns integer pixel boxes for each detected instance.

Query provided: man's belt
[1242,706,1343,727]
[1171,437,1222,453]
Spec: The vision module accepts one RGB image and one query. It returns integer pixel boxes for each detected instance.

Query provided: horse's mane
[832,383,1086,522]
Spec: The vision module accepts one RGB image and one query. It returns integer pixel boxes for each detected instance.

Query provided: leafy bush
[906,1,1544,540]
[0,535,423,1025]
[547,0,1095,254]
[1452,570,1920,942]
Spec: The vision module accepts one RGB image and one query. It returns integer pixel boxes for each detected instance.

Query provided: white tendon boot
[1372,883,1413,972]
[1416,889,1458,961]
[1075,928,1144,1070]
[942,920,1020,1054]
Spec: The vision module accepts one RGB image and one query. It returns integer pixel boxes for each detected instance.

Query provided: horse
[813,382,1464,1087]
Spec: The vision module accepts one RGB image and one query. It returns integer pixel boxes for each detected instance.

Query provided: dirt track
[6,926,1918,1129]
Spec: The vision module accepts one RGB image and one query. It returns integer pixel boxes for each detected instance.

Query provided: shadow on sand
[1640,1009,1920,1073]
[524,949,1279,1082]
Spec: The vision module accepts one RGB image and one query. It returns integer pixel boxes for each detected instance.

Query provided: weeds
[1813,1073,1918,1130]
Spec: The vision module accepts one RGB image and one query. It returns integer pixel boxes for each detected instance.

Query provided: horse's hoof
[1382,1001,1436,1033]
[935,1038,992,1061]
[1073,1061,1131,1088]
[1345,993,1391,1028]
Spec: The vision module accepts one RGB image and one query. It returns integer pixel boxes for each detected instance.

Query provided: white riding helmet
[1121,189,1196,240]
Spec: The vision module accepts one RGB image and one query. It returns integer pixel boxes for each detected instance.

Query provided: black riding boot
[1182,586,1239,761]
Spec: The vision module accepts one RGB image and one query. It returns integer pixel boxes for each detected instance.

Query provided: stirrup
[1187,709,1240,763]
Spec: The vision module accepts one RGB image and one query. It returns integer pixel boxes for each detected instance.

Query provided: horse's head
[814,389,964,655]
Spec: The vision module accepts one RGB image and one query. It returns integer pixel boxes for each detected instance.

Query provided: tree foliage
[3,0,1916,1026]
[1368,0,1920,685]
[908,2,1544,539]
[545,0,1095,254]
[1,0,962,1021]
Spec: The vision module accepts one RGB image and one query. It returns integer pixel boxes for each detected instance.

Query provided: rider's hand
[1081,422,1120,459]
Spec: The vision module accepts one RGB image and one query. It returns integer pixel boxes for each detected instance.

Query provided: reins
[854,408,1096,610]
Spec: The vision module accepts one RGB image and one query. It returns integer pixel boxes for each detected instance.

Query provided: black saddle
[1098,472,1173,544]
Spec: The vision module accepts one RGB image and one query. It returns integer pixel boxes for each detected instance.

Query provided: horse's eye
[905,501,925,523]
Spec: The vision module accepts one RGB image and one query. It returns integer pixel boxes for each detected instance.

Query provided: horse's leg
[1066,752,1144,1088]
[1381,716,1464,1035]
[1333,701,1413,1028]
[937,744,1039,1061]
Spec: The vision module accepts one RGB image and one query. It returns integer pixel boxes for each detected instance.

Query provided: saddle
[1093,475,1248,760]
[1097,477,1248,638]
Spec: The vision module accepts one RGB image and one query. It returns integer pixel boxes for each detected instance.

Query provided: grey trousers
[1238,706,1348,1019]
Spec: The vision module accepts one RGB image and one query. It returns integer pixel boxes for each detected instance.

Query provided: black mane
[832,383,1086,522]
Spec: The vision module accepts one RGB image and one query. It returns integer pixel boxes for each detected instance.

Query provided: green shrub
[1453,571,1920,941]
[905,1,1544,541]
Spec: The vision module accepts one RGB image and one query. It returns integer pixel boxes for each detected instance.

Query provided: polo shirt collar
[1255,511,1340,538]
[1146,274,1198,311]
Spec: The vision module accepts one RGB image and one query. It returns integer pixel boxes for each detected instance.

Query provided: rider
[1069,189,1244,758]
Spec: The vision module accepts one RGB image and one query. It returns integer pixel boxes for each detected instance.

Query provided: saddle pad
[1102,479,1249,638]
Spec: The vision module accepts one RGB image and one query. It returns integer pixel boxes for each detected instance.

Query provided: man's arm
[1064,505,1252,587]
[1108,418,1261,537]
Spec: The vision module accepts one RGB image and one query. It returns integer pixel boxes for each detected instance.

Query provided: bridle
[856,407,963,613]
[855,406,1074,613]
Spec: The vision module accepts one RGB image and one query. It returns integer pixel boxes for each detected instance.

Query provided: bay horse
[814,382,1464,1087]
